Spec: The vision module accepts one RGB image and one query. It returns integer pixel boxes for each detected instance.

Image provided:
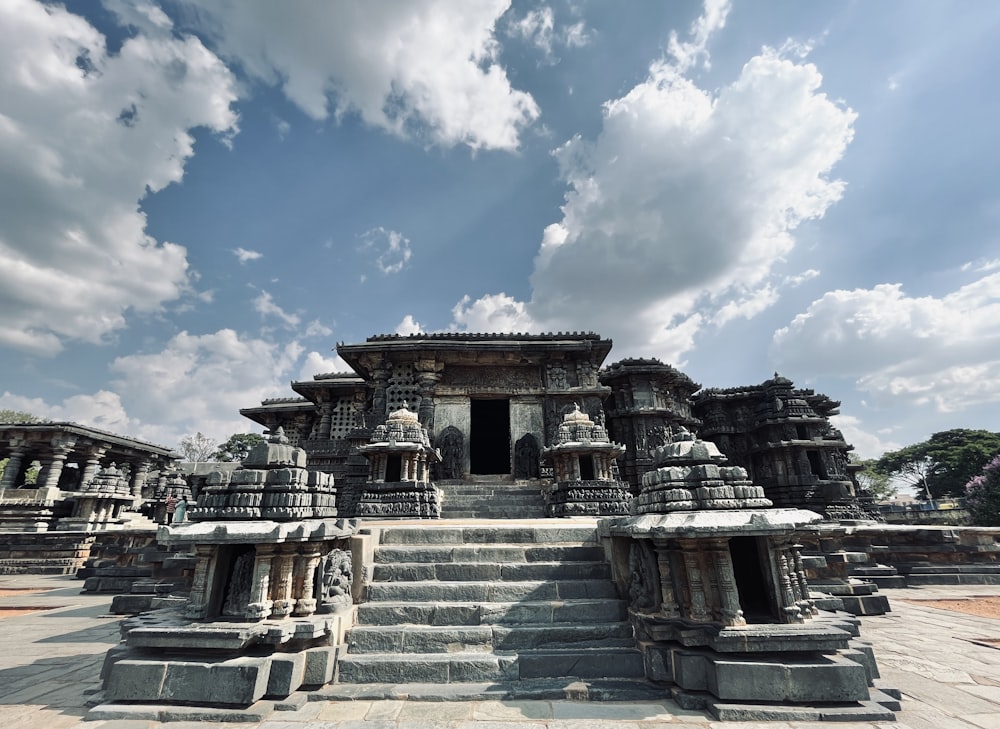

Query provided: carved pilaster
[372,362,390,424]
[0,444,27,490]
[791,544,816,616]
[38,437,76,489]
[185,545,216,619]
[415,360,443,432]
[653,542,680,618]
[270,545,297,618]
[79,446,107,489]
[707,538,745,626]
[246,544,276,619]
[294,546,323,617]
[129,462,149,498]
[679,540,710,622]
[774,544,803,623]
[318,402,334,440]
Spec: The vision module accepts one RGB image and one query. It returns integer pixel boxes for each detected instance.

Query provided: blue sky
[2,0,999,458]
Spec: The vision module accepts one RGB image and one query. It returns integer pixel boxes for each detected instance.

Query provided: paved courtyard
[0,574,998,729]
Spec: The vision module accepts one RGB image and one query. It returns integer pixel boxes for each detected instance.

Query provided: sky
[1,0,999,459]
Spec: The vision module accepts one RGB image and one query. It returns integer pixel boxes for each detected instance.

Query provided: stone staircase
[437,479,547,519]
[327,522,662,701]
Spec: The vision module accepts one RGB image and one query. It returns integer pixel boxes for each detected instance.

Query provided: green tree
[852,457,896,501]
[965,455,1000,527]
[213,433,265,462]
[876,429,1000,499]
[177,432,218,462]
[0,409,44,424]
[0,411,44,484]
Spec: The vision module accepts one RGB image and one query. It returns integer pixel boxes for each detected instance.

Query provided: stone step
[366,579,619,603]
[312,677,668,702]
[336,647,645,684]
[378,525,597,545]
[356,598,629,626]
[372,561,611,582]
[348,622,635,654]
[374,544,605,564]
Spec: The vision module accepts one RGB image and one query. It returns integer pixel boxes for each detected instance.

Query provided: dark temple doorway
[729,536,776,622]
[470,399,511,475]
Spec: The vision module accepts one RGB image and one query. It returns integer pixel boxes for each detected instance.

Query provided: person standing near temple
[173,495,188,524]
[164,492,178,524]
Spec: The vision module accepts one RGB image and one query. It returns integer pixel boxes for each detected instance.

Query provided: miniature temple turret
[356,404,442,518]
[59,463,136,531]
[541,404,630,516]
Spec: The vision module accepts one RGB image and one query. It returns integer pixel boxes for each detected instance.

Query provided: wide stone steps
[337,521,651,689]
[356,598,628,626]
[437,483,547,519]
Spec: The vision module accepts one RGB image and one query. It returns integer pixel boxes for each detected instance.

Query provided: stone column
[791,544,816,616]
[653,542,680,618]
[79,446,107,489]
[415,362,442,432]
[38,437,75,489]
[129,462,149,498]
[294,546,323,617]
[707,538,745,626]
[270,545,297,618]
[372,363,390,424]
[773,541,803,623]
[679,540,710,622]
[185,545,217,619]
[246,544,276,619]
[318,402,334,440]
[0,443,28,490]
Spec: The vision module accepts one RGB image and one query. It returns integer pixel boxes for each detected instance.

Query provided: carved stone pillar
[79,446,107,489]
[415,361,442,432]
[294,546,323,617]
[185,545,216,619]
[791,544,816,616]
[38,437,75,490]
[0,444,28,490]
[372,362,390,424]
[129,462,149,498]
[270,545,297,618]
[653,542,680,618]
[707,538,745,626]
[679,540,710,622]
[318,402,334,440]
[774,543,803,623]
[246,544,276,619]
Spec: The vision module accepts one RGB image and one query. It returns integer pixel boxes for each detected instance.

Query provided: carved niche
[435,426,464,480]
[316,548,353,611]
[513,433,540,479]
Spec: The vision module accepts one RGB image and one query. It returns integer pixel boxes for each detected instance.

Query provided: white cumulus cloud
[771,273,1000,411]
[0,0,239,356]
[360,227,412,275]
[175,0,539,151]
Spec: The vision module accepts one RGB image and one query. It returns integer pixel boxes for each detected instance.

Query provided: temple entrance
[470,399,510,475]
[729,536,776,622]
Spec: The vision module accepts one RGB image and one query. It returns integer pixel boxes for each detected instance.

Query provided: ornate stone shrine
[356,403,442,518]
[602,430,894,718]
[541,403,630,516]
[92,430,359,713]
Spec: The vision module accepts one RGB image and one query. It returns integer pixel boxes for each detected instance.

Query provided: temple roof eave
[0,422,176,460]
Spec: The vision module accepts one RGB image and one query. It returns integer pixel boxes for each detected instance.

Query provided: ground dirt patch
[903,596,1000,619]
[0,588,50,597]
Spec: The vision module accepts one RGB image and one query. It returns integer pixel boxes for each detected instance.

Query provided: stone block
[302,646,338,686]
[161,661,213,703]
[704,653,869,703]
[207,657,270,705]
[105,659,167,701]
[265,653,306,698]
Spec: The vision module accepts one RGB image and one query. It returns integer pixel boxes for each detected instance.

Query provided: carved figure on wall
[646,425,668,451]
[316,548,353,610]
[628,540,661,612]
[514,433,540,479]
[221,551,255,617]
[435,426,464,480]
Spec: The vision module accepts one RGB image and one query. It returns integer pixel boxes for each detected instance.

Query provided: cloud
[359,227,412,275]
[109,329,303,445]
[175,0,539,151]
[451,293,535,333]
[667,0,731,72]
[771,273,1000,411]
[395,315,424,336]
[506,6,590,60]
[253,290,300,328]
[0,0,239,356]
[298,351,351,382]
[829,414,902,460]
[0,389,136,435]
[303,320,333,338]
[452,1,854,362]
[232,247,263,263]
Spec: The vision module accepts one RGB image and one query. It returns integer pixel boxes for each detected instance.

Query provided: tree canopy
[851,457,896,502]
[0,409,44,424]
[966,455,1000,526]
[213,433,265,462]
[875,429,1000,499]
[177,432,218,462]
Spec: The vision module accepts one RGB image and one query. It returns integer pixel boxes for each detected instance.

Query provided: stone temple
[83,331,901,722]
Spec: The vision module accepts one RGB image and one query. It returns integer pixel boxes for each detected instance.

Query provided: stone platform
[2,573,1000,727]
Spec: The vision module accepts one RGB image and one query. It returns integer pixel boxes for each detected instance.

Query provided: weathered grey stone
[105,660,167,701]
[265,653,306,698]
[161,661,212,703]
[302,646,337,686]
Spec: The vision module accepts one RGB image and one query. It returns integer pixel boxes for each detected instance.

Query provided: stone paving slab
[2,576,1000,728]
